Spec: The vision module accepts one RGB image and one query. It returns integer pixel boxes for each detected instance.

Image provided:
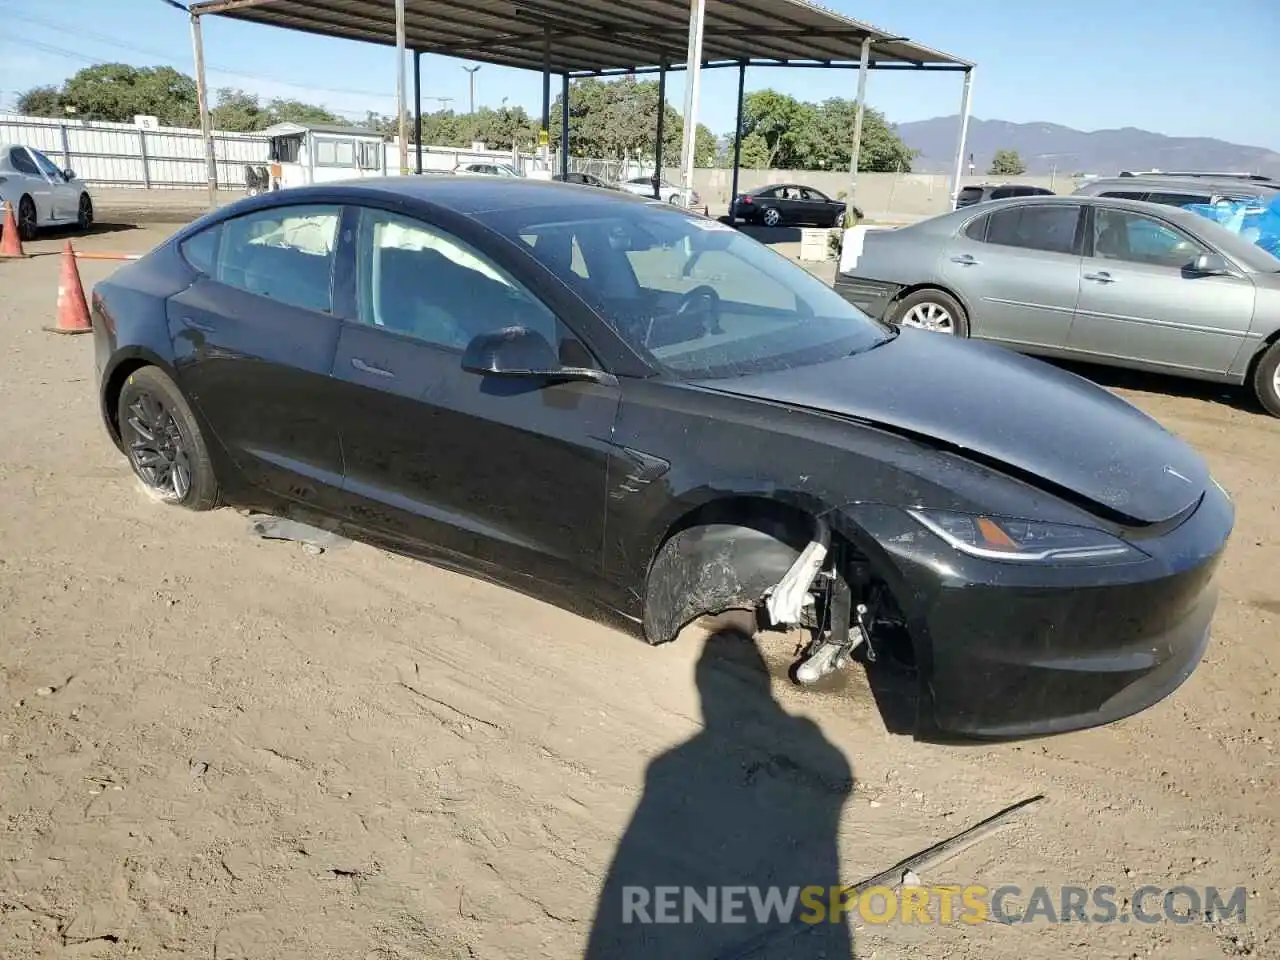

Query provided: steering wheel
[675,284,724,336]
[638,284,723,350]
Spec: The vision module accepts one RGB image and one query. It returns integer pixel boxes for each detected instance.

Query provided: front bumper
[837,482,1234,740]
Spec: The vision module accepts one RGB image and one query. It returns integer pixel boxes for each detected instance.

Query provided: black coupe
[92,177,1233,741]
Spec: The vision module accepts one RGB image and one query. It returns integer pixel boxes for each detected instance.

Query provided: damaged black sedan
[92,177,1234,740]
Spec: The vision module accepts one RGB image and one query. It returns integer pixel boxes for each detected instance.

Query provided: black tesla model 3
[91,177,1234,741]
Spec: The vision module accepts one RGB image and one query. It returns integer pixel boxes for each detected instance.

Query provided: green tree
[738,131,771,168]
[59,64,199,125]
[16,85,64,118]
[545,76,716,165]
[264,98,347,127]
[737,90,914,172]
[989,149,1026,176]
[211,88,269,132]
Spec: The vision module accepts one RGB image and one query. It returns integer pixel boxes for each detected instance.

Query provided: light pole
[463,65,481,114]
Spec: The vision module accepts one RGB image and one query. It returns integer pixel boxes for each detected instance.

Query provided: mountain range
[895,116,1280,179]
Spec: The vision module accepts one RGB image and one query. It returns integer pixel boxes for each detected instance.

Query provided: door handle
[350,357,394,378]
[181,316,215,332]
[950,254,980,265]
[1083,271,1117,283]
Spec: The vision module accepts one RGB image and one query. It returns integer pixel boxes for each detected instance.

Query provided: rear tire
[77,193,93,231]
[761,207,781,227]
[17,195,37,242]
[890,288,970,337]
[117,366,221,510]
[1251,341,1280,417]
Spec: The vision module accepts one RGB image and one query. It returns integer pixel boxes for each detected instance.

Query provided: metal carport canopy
[185,0,975,214]
[187,0,971,73]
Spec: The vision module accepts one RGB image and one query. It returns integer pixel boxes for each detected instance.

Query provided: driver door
[327,204,623,592]
[1068,205,1254,374]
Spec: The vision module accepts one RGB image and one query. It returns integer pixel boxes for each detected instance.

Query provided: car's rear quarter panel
[834,229,946,317]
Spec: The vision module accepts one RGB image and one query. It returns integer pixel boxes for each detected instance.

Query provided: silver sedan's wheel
[899,301,956,334]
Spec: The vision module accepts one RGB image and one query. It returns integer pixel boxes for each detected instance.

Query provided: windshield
[474,201,894,378]
[1179,203,1280,273]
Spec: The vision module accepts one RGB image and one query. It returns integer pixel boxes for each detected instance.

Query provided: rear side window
[8,148,38,175]
[1144,192,1210,208]
[963,214,989,240]
[984,204,1081,255]
[180,226,220,275]
[990,187,1017,200]
[215,204,341,313]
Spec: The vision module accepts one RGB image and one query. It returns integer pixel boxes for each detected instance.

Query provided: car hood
[690,328,1208,525]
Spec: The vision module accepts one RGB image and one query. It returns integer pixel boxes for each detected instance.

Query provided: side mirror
[1190,252,1232,276]
[460,326,612,384]
[62,169,75,181]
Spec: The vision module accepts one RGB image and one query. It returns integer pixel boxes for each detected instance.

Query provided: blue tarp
[1179,193,1280,258]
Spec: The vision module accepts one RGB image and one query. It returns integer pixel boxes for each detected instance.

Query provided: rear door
[938,202,1085,350]
[7,147,54,223]
[29,148,78,220]
[1068,205,1255,374]
[165,202,347,509]
[326,204,621,592]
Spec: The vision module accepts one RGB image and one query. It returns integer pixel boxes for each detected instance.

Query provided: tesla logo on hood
[1163,465,1193,484]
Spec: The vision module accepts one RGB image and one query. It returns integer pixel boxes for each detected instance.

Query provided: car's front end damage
[753,480,1233,741]
[639,328,1237,743]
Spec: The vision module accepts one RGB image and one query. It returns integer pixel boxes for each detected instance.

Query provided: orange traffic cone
[44,242,92,335]
[0,201,26,258]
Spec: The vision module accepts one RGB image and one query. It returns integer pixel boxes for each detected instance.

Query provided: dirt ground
[0,217,1277,960]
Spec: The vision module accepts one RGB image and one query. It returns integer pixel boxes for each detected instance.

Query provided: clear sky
[1,0,1277,150]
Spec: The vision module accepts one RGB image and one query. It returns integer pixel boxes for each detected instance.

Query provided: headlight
[906,509,1148,563]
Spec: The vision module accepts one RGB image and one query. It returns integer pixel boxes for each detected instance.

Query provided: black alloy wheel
[124,389,194,501]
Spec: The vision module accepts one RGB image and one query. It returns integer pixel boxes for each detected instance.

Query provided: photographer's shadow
[586,626,857,959]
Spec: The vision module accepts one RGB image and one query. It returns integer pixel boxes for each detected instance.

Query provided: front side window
[215,204,340,313]
[984,204,1081,255]
[476,201,894,379]
[802,188,830,202]
[30,149,63,180]
[1092,208,1207,269]
[353,207,586,359]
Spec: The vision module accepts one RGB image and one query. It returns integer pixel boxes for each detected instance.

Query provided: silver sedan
[834,195,1280,416]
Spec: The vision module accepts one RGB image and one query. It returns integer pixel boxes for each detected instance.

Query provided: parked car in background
[1073,172,1280,210]
[619,175,699,207]
[456,161,523,177]
[553,171,619,190]
[955,182,1056,208]
[730,183,858,228]
[0,143,94,241]
[90,176,1234,741]
[834,194,1280,415]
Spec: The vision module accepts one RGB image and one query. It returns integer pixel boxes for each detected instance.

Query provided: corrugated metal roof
[188,0,972,75]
